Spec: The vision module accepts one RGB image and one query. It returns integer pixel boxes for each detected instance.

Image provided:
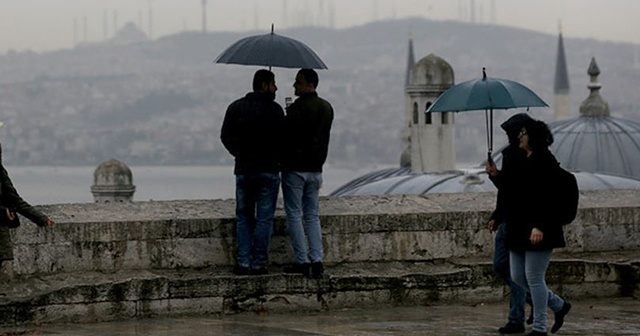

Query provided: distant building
[331,36,640,197]
[554,27,571,121]
[110,22,148,46]
[91,159,136,203]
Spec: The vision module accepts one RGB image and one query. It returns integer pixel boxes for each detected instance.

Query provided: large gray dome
[549,116,640,179]
[330,168,640,196]
[491,58,640,180]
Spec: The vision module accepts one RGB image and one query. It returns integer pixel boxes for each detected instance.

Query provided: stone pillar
[90,159,136,203]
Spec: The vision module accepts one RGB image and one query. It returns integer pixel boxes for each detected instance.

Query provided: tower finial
[558,19,563,34]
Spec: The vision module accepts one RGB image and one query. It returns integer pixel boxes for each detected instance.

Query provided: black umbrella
[214,25,327,70]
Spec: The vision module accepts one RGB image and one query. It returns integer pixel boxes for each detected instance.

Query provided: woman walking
[506,119,571,336]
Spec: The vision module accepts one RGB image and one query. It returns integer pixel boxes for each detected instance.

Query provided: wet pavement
[1,298,639,336]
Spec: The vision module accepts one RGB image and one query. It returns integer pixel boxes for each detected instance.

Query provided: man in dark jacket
[485,113,532,334]
[281,68,333,278]
[1,141,55,280]
[221,69,285,275]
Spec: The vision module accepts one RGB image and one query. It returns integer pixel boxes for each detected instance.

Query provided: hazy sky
[1,0,639,53]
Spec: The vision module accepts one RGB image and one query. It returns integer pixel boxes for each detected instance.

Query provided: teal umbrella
[427,68,548,160]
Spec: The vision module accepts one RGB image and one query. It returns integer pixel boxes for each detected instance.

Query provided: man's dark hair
[525,119,554,151]
[298,68,319,88]
[253,69,275,92]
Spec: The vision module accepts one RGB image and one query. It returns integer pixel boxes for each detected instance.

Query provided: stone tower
[90,159,136,203]
[406,54,455,173]
[554,24,571,120]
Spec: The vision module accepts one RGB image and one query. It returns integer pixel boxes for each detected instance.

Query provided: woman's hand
[530,228,543,245]
[485,160,499,177]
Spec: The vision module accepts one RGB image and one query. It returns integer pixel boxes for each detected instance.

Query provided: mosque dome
[408,54,454,88]
[491,58,640,180]
[90,159,136,203]
[330,168,640,196]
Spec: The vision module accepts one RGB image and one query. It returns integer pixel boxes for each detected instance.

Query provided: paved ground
[1,298,639,336]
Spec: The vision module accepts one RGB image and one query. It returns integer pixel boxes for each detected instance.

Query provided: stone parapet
[1,190,640,326]
[6,190,640,276]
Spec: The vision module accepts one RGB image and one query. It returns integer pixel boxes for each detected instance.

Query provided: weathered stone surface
[1,190,640,326]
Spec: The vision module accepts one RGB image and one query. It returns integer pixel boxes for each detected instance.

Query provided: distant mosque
[331,28,640,196]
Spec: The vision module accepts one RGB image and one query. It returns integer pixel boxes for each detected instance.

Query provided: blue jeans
[235,173,280,269]
[510,249,565,333]
[281,172,323,264]
[494,222,527,325]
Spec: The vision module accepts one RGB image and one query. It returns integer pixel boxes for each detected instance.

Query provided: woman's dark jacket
[489,113,533,223]
[504,149,567,252]
[0,143,49,261]
[220,92,285,175]
[281,92,333,173]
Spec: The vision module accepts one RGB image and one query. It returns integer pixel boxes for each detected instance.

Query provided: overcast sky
[1,0,638,53]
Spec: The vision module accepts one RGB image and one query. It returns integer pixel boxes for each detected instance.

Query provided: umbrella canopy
[214,25,327,70]
[427,68,548,157]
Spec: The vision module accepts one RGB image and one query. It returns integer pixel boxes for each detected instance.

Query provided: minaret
[401,29,416,168]
[201,0,208,33]
[554,23,571,120]
[406,54,456,173]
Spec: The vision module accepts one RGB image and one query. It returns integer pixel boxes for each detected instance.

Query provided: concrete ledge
[1,254,639,327]
[2,190,640,326]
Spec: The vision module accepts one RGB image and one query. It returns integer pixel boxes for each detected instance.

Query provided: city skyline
[1,0,639,53]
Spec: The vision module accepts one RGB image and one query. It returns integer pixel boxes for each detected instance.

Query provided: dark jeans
[235,173,280,270]
[494,222,528,325]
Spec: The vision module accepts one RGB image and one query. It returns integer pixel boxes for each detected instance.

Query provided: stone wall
[7,190,640,276]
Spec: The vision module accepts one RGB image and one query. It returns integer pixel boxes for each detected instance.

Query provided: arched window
[413,102,419,124]
[425,102,432,124]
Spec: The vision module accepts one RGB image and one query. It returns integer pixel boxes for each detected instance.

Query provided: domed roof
[408,54,454,87]
[93,158,134,186]
[330,168,640,196]
[490,58,640,180]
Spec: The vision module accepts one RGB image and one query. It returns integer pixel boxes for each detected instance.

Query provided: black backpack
[554,166,579,225]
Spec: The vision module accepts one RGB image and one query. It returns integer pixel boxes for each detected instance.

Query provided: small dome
[409,54,454,87]
[91,159,136,203]
[93,159,133,186]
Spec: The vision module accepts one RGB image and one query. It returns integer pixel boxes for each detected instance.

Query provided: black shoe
[551,301,571,333]
[284,263,310,276]
[526,331,547,336]
[233,265,251,276]
[310,262,324,278]
[498,322,525,334]
[251,267,268,275]
[527,310,534,325]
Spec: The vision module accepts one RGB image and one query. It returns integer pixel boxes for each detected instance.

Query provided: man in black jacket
[281,68,333,278]
[221,69,284,275]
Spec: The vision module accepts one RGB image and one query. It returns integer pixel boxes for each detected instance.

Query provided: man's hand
[530,228,543,245]
[485,160,499,177]
[488,219,499,232]
[43,218,55,228]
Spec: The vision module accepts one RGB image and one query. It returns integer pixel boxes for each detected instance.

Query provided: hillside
[0,18,638,166]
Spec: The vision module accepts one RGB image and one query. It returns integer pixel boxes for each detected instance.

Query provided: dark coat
[220,92,285,175]
[505,149,567,252]
[489,113,532,223]
[0,143,49,261]
[281,92,333,172]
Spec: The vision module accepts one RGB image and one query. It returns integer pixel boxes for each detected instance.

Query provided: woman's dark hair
[252,69,275,92]
[524,119,554,151]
